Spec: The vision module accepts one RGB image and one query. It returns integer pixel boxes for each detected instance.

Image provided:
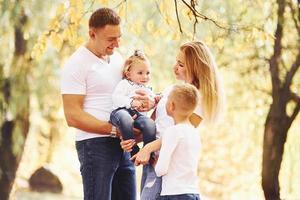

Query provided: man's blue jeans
[110,108,156,156]
[76,137,136,200]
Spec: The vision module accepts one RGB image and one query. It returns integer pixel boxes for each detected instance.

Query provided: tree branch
[283,49,300,91]
[290,91,300,103]
[181,0,228,30]
[289,100,300,125]
[286,91,300,127]
[181,0,199,35]
[174,0,183,33]
[269,0,286,96]
[288,1,300,36]
[114,0,127,9]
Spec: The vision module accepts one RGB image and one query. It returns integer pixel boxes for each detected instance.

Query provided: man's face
[90,25,121,56]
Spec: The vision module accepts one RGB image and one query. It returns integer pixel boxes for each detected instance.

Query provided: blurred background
[0,0,299,200]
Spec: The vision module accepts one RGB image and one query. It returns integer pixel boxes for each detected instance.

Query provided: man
[61,8,153,200]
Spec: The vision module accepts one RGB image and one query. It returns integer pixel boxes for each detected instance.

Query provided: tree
[262,0,300,199]
[0,0,60,199]
[1,0,299,199]
[0,4,30,199]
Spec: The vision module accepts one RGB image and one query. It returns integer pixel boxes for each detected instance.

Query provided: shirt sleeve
[155,127,182,177]
[60,61,86,95]
[112,80,132,109]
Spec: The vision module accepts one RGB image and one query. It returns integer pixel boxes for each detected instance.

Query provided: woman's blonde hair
[122,50,149,79]
[180,41,224,123]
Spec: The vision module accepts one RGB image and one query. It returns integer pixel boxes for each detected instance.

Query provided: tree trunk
[0,10,30,200]
[262,101,289,200]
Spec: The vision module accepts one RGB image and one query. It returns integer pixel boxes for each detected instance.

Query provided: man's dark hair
[89,8,121,28]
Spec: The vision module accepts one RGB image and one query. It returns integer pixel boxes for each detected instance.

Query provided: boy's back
[155,123,201,196]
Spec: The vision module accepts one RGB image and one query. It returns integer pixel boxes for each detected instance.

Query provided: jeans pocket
[76,141,85,173]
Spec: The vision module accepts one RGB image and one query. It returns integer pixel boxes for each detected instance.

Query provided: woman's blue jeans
[140,164,162,200]
[157,194,200,200]
[76,137,136,200]
[110,108,156,156]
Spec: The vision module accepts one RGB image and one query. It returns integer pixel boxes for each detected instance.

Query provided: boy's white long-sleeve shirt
[155,123,201,195]
[155,85,203,137]
[112,79,155,110]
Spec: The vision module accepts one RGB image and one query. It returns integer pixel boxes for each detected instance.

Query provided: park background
[0,0,299,200]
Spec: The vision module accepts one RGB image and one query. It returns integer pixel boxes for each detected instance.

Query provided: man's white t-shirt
[61,46,123,141]
[155,123,201,195]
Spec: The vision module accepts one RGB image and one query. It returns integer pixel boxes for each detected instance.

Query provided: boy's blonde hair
[122,50,149,79]
[169,83,200,117]
[180,41,224,123]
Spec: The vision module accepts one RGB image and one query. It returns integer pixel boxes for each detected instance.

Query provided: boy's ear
[170,101,176,112]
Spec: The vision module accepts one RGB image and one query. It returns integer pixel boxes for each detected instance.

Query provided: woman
[121,41,224,200]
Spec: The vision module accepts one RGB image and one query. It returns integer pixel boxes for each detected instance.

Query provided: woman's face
[173,50,188,82]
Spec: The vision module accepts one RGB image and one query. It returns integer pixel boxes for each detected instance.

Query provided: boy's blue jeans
[76,137,136,200]
[110,108,156,156]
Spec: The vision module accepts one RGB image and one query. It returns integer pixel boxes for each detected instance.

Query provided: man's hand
[133,90,155,112]
[120,139,136,152]
[120,127,142,153]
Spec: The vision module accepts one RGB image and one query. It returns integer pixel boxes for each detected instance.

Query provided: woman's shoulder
[161,85,175,96]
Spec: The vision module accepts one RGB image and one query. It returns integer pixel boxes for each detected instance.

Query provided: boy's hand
[131,148,151,166]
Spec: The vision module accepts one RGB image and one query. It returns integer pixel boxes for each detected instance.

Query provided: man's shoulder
[63,47,84,65]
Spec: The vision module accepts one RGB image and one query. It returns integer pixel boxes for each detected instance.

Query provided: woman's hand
[133,90,155,112]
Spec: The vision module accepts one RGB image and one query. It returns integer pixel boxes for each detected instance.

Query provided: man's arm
[62,94,112,134]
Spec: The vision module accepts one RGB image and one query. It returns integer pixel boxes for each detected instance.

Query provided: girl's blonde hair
[180,41,224,123]
[122,50,149,79]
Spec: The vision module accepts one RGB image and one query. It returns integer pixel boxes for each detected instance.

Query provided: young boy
[155,83,201,200]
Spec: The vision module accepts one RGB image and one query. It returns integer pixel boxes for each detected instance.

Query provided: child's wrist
[143,144,152,153]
